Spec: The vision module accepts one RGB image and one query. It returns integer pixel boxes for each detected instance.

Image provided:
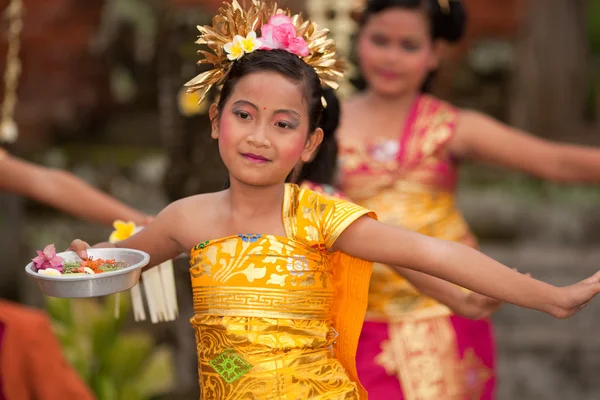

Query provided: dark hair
[351,0,466,92]
[216,49,324,133]
[294,87,340,185]
[358,0,466,42]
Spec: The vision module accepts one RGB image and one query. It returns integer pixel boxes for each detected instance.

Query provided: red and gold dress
[339,94,495,400]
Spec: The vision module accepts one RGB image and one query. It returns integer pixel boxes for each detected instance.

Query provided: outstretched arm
[0,152,150,226]
[334,217,600,319]
[451,110,600,183]
[397,266,503,320]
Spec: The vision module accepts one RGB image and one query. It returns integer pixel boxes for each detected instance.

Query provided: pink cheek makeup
[218,115,234,143]
[216,116,234,159]
[279,139,307,163]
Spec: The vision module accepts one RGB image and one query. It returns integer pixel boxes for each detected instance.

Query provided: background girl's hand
[67,239,91,259]
[553,271,600,319]
[463,292,503,319]
[140,215,154,226]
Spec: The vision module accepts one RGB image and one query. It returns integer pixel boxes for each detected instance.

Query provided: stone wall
[458,170,600,400]
[487,244,600,400]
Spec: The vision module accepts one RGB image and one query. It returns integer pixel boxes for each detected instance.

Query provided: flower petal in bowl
[25,248,150,298]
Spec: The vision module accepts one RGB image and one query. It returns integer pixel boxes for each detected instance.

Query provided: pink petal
[49,255,64,268]
[272,24,296,45]
[286,37,310,57]
[259,41,276,50]
[32,252,46,269]
[42,244,57,259]
[258,24,278,49]
[36,261,49,270]
[268,14,293,26]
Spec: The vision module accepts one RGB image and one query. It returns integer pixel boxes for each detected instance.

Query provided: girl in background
[337,0,600,398]
[297,87,503,321]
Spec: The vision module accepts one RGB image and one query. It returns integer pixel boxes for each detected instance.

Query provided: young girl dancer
[65,1,600,399]
[296,87,504,320]
[337,1,600,398]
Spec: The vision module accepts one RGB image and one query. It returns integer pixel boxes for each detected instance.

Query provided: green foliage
[587,0,600,121]
[588,0,600,55]
[46,294,175,400]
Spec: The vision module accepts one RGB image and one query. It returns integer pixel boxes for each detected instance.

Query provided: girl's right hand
[67,239,91,259]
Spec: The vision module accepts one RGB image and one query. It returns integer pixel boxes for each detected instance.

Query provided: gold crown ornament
[183,0,346,103]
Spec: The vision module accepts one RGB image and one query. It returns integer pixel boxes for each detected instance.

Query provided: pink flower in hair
[285,37,310,57]
[259,15,309,57]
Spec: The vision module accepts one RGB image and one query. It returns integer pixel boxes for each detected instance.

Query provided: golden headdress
[184,0,345,103]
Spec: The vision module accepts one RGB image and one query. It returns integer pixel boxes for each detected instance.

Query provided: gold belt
[192,286,335,320]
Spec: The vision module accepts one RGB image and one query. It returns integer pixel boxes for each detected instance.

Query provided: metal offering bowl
[25,248,150,298]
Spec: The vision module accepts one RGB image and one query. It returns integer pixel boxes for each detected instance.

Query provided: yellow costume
[189,184,376,399]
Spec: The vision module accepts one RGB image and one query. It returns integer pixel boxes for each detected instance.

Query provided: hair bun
[432,0,466,43]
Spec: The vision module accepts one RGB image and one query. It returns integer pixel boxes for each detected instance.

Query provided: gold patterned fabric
[189,184,376,399]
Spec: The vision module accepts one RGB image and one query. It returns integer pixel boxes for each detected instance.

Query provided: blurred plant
[90,0,161,104]
[45,294,174,400]
[91,0,159,63]
[586,0,600,122]
[588,0,600,54]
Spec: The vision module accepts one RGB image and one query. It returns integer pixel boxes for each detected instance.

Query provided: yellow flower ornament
[224,31,262,60]
[109,220,138,244]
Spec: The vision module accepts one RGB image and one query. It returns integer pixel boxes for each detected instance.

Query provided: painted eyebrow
[232,100,301,120]
[273,109,301,120]
[232,100,259,111]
